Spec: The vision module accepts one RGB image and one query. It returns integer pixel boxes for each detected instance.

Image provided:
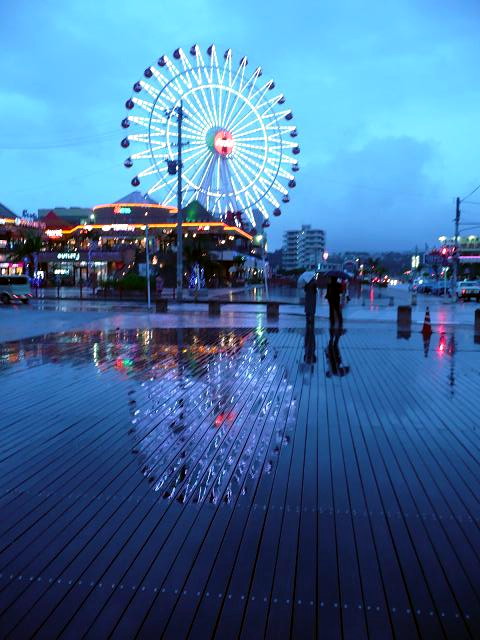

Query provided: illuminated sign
[15,217,45,229]
[113,206,132,215]
[102,224,135,232]
[46,229,63,238]
[57,252,80,261]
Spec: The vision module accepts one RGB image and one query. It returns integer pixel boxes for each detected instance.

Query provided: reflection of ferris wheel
[121,44,300,227]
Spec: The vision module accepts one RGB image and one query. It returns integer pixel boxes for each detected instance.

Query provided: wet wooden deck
[0,326,479,639]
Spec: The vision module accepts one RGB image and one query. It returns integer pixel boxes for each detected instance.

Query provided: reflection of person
[326,276,343,328]
[325,328,350,376]
[304,277,317,363]
[156,275,164,299]
[90,271,98,295]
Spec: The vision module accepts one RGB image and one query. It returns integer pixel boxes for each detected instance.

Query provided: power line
[460,183,480,202]
[0,129,119,151]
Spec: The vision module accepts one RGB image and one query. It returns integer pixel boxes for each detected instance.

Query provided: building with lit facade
[0,202,45,275]
[282,225,326,271]
[35,192,258,286]
[429,234,480,277]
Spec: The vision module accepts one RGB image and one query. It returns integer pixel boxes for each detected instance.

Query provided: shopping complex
[0,192,265,287]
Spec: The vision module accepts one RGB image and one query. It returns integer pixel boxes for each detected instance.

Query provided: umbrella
[297,271,317,287]
[325,270,352,279]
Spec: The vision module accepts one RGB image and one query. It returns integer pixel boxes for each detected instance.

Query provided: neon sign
[113,206,132,215]
[102,224,135,232]
[57,252,80,261]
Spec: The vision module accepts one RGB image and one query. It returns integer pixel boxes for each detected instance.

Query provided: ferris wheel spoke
[187,149,215,188]
[131,146,167,161]
[180,116,206,139]
[138,164,165,179]
[185,91,215,131]
[191,152,217,195]
[147,172,175,196]
[219,49,232,87]
[230,153,260,192]
[192,84,217,129]
[164,54,192,94]
[234,145,267,170]
[139,80,162,101]
[182,143,211,164]
[225,79,270,132]
[235,140,268,153]
[183,149,211,171]
[228,107,260,138]
[232,122,267,139]
[229,156,253,195]
[178,97,210,134]
[162,179,179,206]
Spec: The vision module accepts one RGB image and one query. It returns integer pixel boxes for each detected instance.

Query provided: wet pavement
[1,325,480,639]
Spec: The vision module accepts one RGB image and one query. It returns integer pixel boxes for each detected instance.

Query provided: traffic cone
[422,307,433,336]
[423,332,431,358]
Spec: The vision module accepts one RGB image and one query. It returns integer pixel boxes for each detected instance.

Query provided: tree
[9,232,42,277]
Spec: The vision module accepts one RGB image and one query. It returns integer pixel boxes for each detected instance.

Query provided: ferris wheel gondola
[121,45,299,226]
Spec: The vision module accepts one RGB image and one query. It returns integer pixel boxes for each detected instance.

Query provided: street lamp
[144,211,152,310]
[255,233,269,300]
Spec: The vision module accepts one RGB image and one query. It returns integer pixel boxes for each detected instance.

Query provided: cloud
[1,0,479,251]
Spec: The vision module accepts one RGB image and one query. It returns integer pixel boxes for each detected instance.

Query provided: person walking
[304,276,317,363]
[326,276,343,328]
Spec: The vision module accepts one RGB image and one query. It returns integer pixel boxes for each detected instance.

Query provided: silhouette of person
[304,276,317,363]
[326,276,343,328]
[325,327,350,377]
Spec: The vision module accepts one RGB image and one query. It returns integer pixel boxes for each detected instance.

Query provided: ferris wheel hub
[213,130,234,157]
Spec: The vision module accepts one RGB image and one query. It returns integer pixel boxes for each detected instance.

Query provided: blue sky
[1,0,479,251]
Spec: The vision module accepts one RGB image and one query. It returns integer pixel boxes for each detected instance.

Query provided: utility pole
[452,196,460,302]
[176,100,184,302]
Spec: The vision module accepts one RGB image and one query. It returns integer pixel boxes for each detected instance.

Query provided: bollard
[388,296,394,307]
[475,309,480,338]
[397,305,412,327]
[397,305,412,340]
[266,301,279,319]
[411,292,417,306]
[208,300,221,316]
[155,298,168,313]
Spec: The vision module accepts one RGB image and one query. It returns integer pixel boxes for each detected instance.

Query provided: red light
[437,334,447,355]
[214,130,234,156]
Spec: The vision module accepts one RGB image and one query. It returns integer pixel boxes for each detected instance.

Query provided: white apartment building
[282,225,326,270]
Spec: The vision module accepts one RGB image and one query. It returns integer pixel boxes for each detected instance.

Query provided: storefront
[0,261,24,275]
[38,250,122,285]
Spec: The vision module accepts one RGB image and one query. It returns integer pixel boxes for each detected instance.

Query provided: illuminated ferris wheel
[121,44,300,227]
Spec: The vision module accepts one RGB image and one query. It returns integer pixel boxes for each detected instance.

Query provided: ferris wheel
[121,44,300,227]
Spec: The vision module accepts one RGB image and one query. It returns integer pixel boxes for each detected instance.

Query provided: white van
[0,275,32,304]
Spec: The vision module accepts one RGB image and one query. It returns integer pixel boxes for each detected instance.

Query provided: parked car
[456,280,480,302]
[430,280,451,296]
[0,275,32,304]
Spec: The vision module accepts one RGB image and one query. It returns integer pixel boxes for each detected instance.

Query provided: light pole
[144,212,151,310]
[255,234,269,300]
[452,196,460,302]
